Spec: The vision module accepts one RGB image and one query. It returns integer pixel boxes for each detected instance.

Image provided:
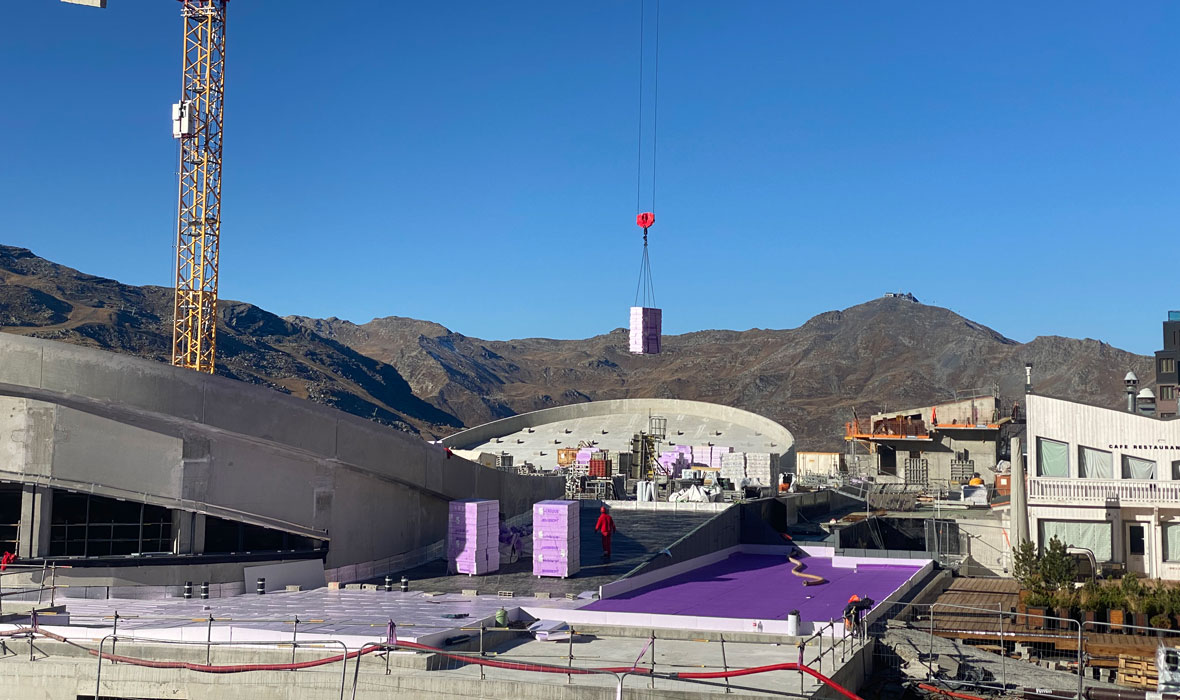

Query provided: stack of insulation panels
[744,453,779,486]
[692,445,731,469]
[720,452,747,482]
[629,307,662,355]
[533,500,580,578]
[448,499,500,576]
[658,451,690,478]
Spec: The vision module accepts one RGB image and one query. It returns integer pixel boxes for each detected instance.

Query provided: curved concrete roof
[0,333,560,568]
[441,398,795,471]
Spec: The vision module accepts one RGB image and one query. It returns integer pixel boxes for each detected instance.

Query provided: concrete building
[1156,311,1180,418]
[796,452,844,479]
[1025,392,1180,580]
[0,332,560,589]
[846,395,1009,489]
[440,398,795,480]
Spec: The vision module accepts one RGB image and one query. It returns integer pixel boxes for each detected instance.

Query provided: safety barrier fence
[0,562,70,611]
[0,615,874,700]
[865,600,1180,700]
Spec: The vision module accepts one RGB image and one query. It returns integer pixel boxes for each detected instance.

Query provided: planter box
[1108,608,1126,633]
[1027,606,1048,630]
[1082,609,1106,627]
[1131,612,1150,633]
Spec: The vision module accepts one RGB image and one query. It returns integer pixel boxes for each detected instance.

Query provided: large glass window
[1122,455,1157,480]
[1078,446,1112,479]
[1038,520,1112,562]
[0,486,21,556]
[1037,438,1069,477]
[203,516,319,554]
[1162,386,1177,401]
[49,492,172,557]
[1162,358,1176,374]
[1165,523,1180,562]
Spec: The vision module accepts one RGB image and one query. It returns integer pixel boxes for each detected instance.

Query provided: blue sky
[2,2,1177,354]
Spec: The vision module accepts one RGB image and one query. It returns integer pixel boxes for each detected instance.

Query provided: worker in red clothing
[595,506,616,560]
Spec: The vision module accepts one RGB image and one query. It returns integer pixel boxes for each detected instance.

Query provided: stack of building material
[1117,654,1158,689]
[658,451,690,477]
[691,445,730,469]
[557,448,579,467]
[745,453,779,486]
[588,451,611,478]
[720,452,747,482]
[533,500,580,578]
[448,499,500,575]
[629,307,662,355]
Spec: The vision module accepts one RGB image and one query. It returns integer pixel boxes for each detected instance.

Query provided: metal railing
[1029,477,1180,504]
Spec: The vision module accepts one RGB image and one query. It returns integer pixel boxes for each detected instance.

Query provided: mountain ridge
[0,244,1154,449]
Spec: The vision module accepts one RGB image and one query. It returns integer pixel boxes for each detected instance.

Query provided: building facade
[1156,311,1180,419]
[1025,393,1180,580]
[846,395,1007,490]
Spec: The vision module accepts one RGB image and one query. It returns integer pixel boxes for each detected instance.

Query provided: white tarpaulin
[1037,438,1069,477]
[1166,524,1180,563]
[1078,446,1112,479]
[1122,455,1157,480]
[1039,520,1112,562]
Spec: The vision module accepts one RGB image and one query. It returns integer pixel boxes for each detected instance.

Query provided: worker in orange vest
[595,506,617,560]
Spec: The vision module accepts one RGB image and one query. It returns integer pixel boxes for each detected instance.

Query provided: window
[1162,385,1177,401]
[1038,520,1112,562]
[49,491,173,557]
[1166,523,1180,562]
[1037,438,1069,477]
[1162,358,1177,374]
[1078,446,1112,479]
[1122,455,1157,480]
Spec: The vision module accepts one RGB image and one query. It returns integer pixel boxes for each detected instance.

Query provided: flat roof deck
[585,551,924,623]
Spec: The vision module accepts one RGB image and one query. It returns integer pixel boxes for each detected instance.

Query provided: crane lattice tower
[171,0,227,373]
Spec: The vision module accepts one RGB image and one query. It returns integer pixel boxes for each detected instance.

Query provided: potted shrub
[1107,584,1129,634]
[1026,588,1052,630]
[1122,574,1150,633]
[1151,613,1173,631]
[1013,540,1039,618]
[1080,579,1106,626]
[1051,588,1079,630]
[1165,585,1180,630]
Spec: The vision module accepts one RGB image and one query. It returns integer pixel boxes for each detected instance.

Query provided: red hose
[3,625,866,698]
[918,683,988,700]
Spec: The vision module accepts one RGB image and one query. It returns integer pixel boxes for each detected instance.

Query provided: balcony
[1028,478,1180,505]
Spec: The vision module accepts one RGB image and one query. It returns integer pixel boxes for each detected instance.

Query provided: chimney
[1024,362,1034,394]
[1125,371,1140,413]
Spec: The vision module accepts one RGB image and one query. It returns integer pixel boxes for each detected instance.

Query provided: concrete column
[172,510,206,555]
[1010,436,1029,545]
[18,484,52,559]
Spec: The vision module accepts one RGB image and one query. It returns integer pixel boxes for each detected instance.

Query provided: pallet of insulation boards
[1117,654,1158,689]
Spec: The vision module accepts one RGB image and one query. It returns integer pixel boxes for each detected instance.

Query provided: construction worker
[968,472,984,487]
[595,506,616,560]
[843,594,873,636]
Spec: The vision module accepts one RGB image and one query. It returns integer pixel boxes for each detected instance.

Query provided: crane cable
[633,0,661,309]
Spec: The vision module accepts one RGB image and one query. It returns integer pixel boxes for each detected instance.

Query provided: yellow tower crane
[63,0,227,373]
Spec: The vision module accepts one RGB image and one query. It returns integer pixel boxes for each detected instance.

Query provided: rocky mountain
[0,244,1153,449]
[289,300,1155,450]
[0,245,461,436]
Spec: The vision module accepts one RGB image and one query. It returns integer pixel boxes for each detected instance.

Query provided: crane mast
[171,0,227,373]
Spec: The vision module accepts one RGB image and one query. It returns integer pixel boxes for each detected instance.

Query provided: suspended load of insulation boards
[630,212,661,355]
[628,0,663,356]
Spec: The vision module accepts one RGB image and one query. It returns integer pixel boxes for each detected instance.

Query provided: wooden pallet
[1117,653,1159,688]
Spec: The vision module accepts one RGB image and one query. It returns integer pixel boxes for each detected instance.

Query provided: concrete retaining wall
[0,334,562,573]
